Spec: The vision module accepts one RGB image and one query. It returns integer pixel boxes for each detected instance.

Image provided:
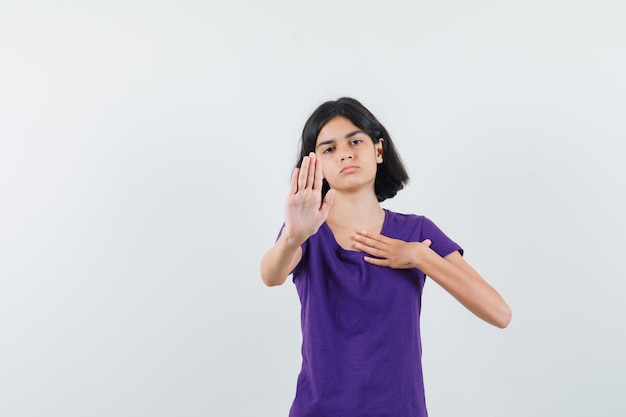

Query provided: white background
[1,1,625,416]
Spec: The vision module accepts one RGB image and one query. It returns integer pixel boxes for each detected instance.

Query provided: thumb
[421,238,432,248]
[320,189,335,217]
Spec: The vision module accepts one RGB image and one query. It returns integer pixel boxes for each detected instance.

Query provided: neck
[326,189,384,231]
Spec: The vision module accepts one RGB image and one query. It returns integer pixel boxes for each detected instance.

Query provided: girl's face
[314,116,383,195]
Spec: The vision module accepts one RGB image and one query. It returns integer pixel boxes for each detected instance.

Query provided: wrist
[412,243,434,271]
[281,228,307,249]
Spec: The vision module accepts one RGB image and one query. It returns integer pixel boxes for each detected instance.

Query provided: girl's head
[297,97,409,202]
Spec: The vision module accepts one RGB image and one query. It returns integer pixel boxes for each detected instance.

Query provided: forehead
[315,116,363,144]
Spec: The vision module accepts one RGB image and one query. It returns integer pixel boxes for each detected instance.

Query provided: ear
[375,138,384,163]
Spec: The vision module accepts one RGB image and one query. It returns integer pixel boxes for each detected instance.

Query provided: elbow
[261,276,283,287]
[260,256,289,287]
[260,268,287,287]
[493,304,512,329]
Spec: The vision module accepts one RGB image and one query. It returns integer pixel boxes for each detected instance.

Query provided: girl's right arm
[260,153,334,287]
[260,232,304,287]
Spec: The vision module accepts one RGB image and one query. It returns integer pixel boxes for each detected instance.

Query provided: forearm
[260,233,303,287]
[418,251,512,328]
[261,153,333,287]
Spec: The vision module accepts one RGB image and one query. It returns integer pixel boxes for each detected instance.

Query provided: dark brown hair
[296,97,409,202]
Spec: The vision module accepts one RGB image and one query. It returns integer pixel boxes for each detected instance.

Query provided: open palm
[284,152,335,245]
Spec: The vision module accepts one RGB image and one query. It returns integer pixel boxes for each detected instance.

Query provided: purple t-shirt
[285,209,462,417]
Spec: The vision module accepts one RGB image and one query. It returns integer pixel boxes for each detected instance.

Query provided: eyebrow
[316,130,364,150]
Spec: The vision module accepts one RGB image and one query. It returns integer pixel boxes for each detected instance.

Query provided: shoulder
[384,209,462,255]
[384,209,429,227]
[383,209,428,240]
[384,209,447,229]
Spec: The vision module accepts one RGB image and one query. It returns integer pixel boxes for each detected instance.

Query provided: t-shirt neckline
[321,208,390,255]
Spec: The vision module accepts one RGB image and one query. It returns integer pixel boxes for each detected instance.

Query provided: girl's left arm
[423,250,512,328]
[353,231,512,328]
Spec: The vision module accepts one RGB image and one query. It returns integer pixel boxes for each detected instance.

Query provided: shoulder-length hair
[296,97,409,202]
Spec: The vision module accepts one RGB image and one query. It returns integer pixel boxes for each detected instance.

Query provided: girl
[261,97,511,417]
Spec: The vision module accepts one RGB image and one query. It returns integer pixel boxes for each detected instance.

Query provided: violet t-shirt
[286,209,462,417]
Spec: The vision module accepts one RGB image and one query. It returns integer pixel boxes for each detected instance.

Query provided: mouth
[340,165,358,174]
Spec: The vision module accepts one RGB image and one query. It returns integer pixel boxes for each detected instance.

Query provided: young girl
[261,97,511,417]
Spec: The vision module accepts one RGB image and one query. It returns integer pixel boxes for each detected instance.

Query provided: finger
[313,155,324,191]
[289,167,299,195]
[357,230,391,245]
[307,152,316,189]
[320,189,335,217]
[354,242,387,258]
[354,231,390,248]
[421,238,432,248]
[298,156,310,191]
[363,256,389,267]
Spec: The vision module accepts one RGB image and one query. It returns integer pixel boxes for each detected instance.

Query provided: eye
[322,146,334,154]
[350,139,363,145]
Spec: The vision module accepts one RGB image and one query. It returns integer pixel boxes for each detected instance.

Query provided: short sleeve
[419,216,463,257]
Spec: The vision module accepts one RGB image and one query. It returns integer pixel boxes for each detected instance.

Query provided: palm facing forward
[284,152,335,246]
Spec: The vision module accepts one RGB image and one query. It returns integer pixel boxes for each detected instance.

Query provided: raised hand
[353,230,432,269]
[283,152,335,246]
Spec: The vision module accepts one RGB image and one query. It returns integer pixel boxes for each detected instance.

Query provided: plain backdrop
[1,1,625,416]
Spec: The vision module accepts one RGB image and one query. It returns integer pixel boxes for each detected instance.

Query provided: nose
[338,144,353,161]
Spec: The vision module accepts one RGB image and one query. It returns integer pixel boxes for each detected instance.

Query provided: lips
[340,165,358,173]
